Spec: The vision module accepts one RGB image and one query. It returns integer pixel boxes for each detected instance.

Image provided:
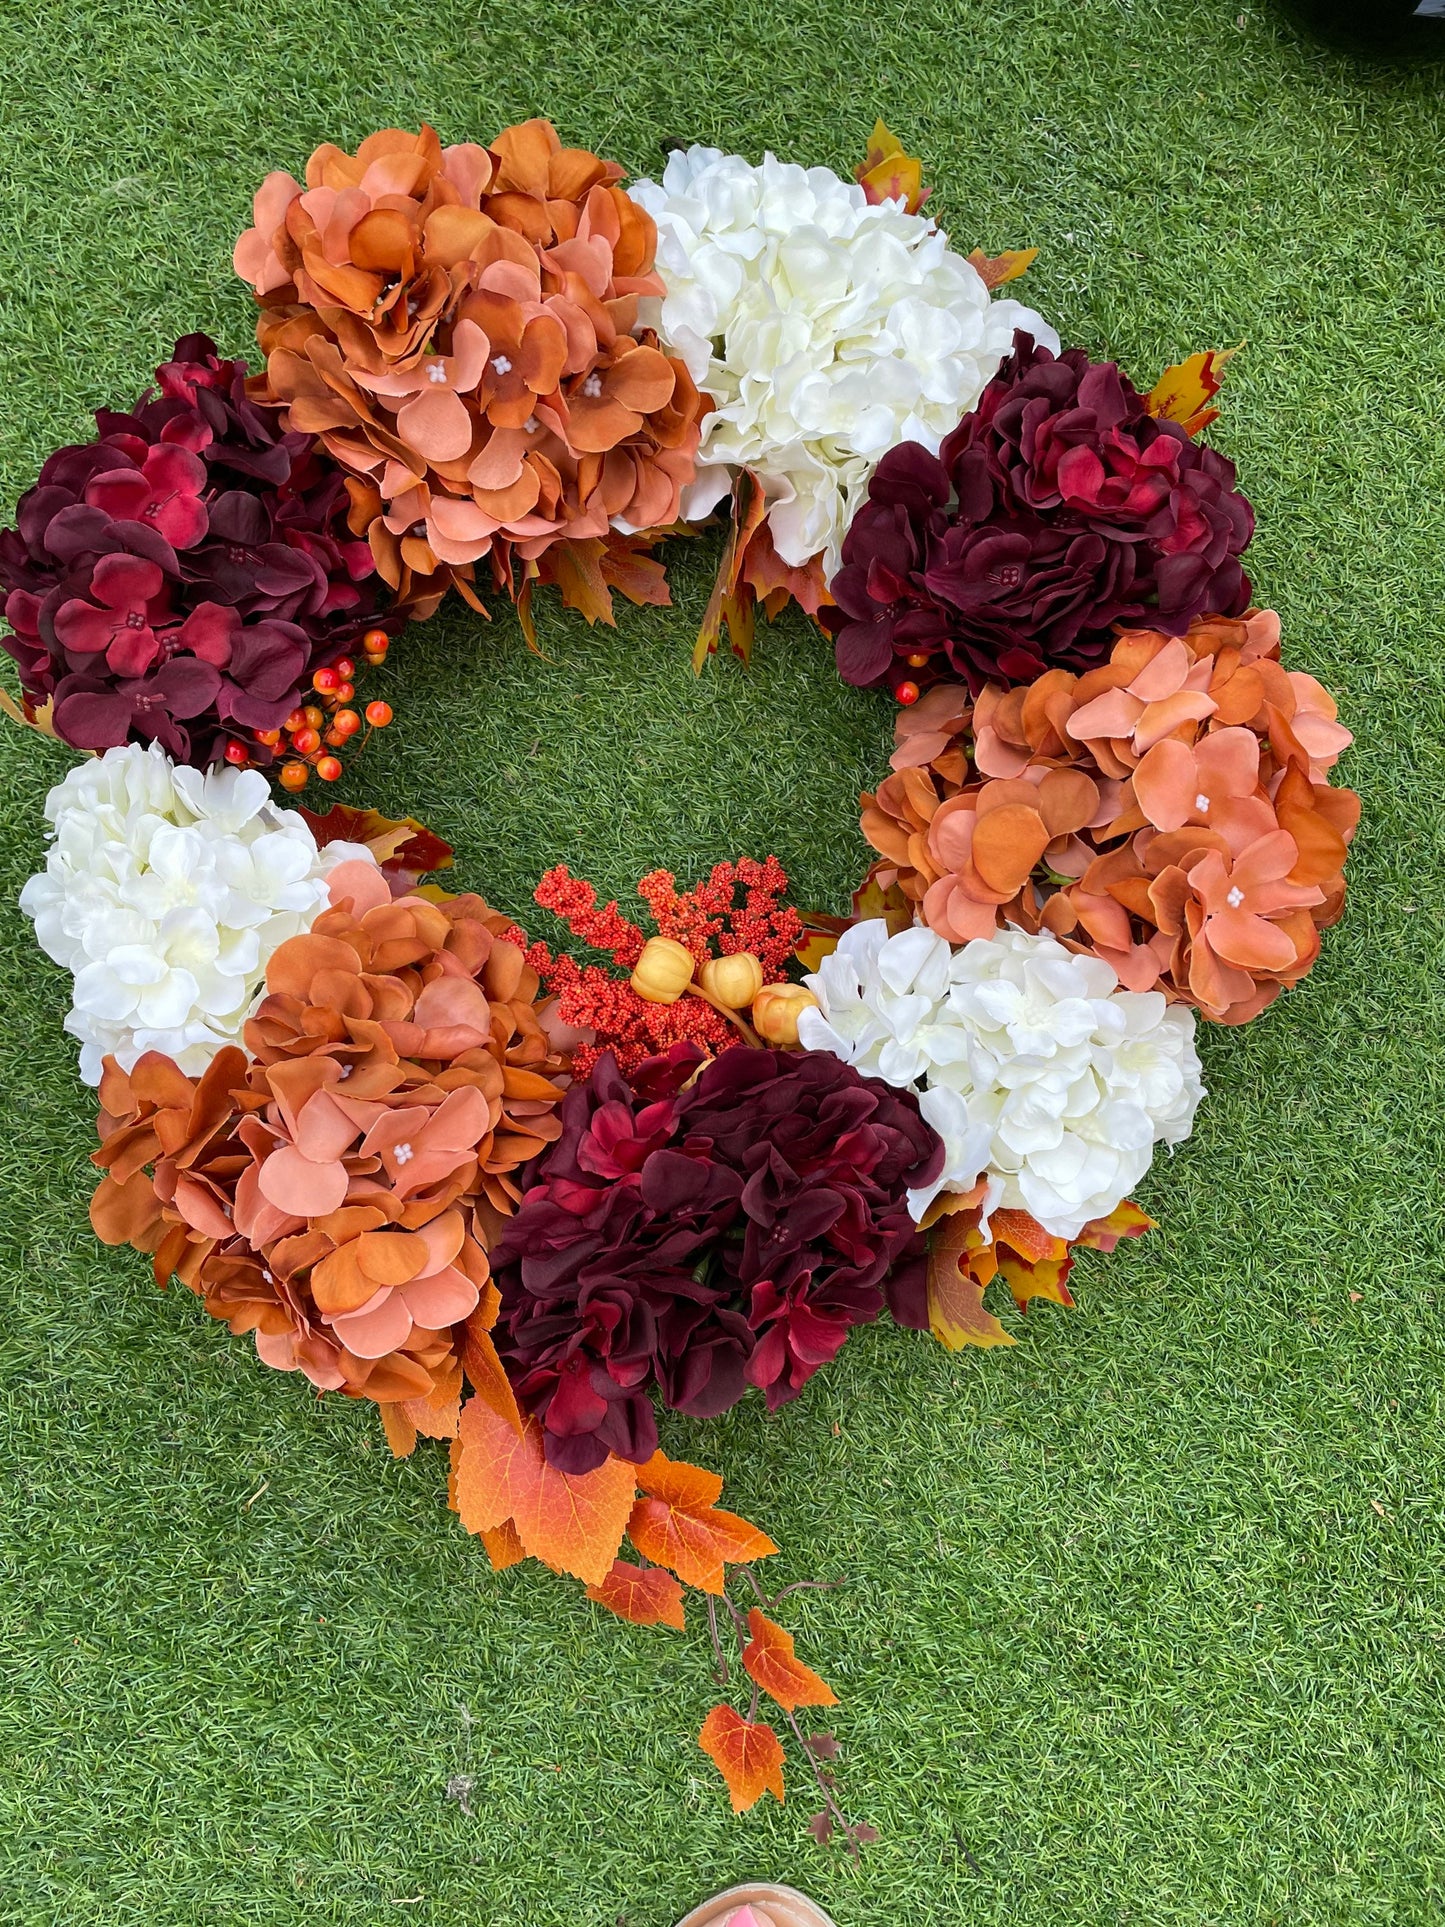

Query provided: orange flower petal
[969,804,1052,896]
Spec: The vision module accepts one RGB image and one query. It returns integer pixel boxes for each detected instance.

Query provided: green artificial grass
[2,1,1444,1921]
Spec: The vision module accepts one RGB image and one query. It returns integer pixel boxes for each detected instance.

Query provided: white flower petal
[801,918,1205,1239]
[19,744,375,1085]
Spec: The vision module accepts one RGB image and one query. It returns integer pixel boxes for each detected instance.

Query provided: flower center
[394,1141,414,1165]
[1194,793,1210,813]
[989,564,1023,589]
[581,373,603,399]
[125,611,146,629]
[491,354,513,376]
[427,363,448,384]
[1226,886,1244,909]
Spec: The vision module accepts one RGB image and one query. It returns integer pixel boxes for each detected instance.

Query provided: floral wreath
[4,119,1357,1845]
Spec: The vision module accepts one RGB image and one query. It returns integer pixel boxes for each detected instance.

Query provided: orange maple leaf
[537,537,617,627]
[741,1609,839,1712]
[698,1704,786,1813]
[0,687,58,739]
[966,246,1039,291]
[479,1516,527,1572]
[854,119,931,214]
[738,517,833,620]
[628,1450,777,1594]
[379,1371,463,1458]
[602,522,692,609]
[925,1204,1016,1351]
[451,1399,634,1586]
[988,1207,1074,1312]
[1145,346,1240,437]
[459,1319,524,1437]
[586,1558,687,1631]
[694,472,769,671]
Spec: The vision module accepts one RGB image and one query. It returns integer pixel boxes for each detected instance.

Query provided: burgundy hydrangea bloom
[0,333,395,766]
[492,1043,943,1473]
[826,332,1255,696]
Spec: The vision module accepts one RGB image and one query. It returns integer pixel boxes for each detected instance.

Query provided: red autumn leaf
[966,246,1040,290]
[628,1449,777,1594]
[926,1206,1015,1351]
[697,1704,786,1812]
[451,1399,634,1585]
[852,872,915,935]
[299,804,454,889]
[742,1609,839,1712]
[1145,346,1240,437]
[586,1558,687,1631]
[794,921,844,973]
[854,119,931,214]
[1074,1199,1154,1252]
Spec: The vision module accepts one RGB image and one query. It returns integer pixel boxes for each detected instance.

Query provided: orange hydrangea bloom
[861,610,1358,1024]
[234,122,706,616]
[88,862,572,1415]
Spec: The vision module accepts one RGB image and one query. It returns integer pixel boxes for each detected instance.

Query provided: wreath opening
[1,115,1356,1848]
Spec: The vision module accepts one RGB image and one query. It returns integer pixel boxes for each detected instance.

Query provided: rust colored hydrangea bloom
[88,862,572,1418]
[860,610,1359,1024]
[234,122,705,617]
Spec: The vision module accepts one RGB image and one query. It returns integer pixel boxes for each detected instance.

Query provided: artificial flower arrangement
[2,118,1358,1844]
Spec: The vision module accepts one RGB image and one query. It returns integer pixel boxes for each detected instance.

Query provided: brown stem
[687,979,763,1047]
[766,1577,849,1608]
[784,1705,860,1863]
[705,1595,730,1686]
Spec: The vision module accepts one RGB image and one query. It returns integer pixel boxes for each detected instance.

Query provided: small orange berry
[290,726,320,756]
[223,740,249,767]
[333,657,355,680]
[332,708,362,738]
[334,681,354,704]
[315,754,343,783]
[362,628,389,652]
[279,762,309,792]
[303,704,325,731]
[255,728,281,747]
[312,666,341,694]
[364,700,393,727]
[896,680,920,706]
[905,652,929,668]
[283,708,307,734]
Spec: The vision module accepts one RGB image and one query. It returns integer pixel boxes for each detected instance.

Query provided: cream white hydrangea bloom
[20,743,376,1084]
[627,146,1058,575]
[799,920,1205,1238]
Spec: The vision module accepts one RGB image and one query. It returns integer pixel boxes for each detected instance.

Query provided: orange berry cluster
[222,629,395,790]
